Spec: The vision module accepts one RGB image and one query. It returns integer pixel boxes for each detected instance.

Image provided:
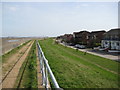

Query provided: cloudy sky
[1,2,118,37]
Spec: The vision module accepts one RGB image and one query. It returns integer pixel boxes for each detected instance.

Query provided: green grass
[15,41,37,88]
[2,40,31,63]
[39,38,120,88]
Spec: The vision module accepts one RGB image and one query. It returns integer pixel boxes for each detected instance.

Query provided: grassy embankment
[2,40,31,63]
[39,38,120,88]
[15,41,37,88]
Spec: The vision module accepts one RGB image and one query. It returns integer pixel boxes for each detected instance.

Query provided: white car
[75,44,85,49]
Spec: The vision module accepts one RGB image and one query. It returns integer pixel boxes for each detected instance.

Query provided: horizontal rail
[37,41,60,88]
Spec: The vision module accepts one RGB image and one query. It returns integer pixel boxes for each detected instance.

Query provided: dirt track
[36,45,43,88]
[2,41,31,78]
[2,41,33,88]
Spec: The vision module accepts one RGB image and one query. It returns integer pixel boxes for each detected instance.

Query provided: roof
[107,28,120,35]
[91,30,106,34]
[73,31,90,34]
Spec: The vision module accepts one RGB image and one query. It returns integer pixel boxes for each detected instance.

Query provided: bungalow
[101,28,120,50]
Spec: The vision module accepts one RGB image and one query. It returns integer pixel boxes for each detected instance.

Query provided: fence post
[45,64,48,88]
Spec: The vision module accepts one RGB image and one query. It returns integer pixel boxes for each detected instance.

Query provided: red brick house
[73,31,91,45]
[56,34,74,43]
[90,30,106,47]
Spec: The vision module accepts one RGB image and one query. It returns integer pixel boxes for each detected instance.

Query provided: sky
[1,2,118,37]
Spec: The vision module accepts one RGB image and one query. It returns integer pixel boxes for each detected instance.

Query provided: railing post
[40,53,43,73]
[45,60,49,88]
[42,59,46,86]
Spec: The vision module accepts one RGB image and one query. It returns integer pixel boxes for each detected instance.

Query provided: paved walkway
[61,43,119,62]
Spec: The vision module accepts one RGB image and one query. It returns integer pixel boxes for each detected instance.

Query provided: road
[61,43,119,62]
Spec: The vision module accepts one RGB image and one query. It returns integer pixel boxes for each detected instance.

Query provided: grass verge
[39,38,120,88]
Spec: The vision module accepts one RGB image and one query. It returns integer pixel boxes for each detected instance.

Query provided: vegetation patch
[39,38,120,88]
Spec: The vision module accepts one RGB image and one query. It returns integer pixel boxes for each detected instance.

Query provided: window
[105,42,108,44]
[116,42,119,46]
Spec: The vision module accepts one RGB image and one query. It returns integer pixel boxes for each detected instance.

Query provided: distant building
[89,30,106,47]
[101,28,120,50]
[56,34,74,43]
[56,29,119,49]
[73,31,91,45]
[56,35,64,43]
[63,34,74,43]
[73,30,105,47]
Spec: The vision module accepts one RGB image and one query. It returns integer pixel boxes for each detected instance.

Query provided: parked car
[94,46,101,49]
[99,47,109,51]
[68,43,75,46]
[74,44,86,49]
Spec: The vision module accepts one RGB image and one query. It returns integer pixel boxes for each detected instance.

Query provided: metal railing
[37,41,60,89]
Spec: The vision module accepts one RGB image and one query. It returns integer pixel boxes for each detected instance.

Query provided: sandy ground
[1,38,31,55]
[1,41,33,88]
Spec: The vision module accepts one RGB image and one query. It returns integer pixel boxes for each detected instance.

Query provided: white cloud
[75,3,89,9]
[81,3,89,7]
[1,0,120,2]
[9,7,17,11]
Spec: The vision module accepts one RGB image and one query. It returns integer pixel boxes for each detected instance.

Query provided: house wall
[73,32,91,44]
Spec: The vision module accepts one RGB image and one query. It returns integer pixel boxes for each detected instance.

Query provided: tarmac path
[61,43,119,62]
